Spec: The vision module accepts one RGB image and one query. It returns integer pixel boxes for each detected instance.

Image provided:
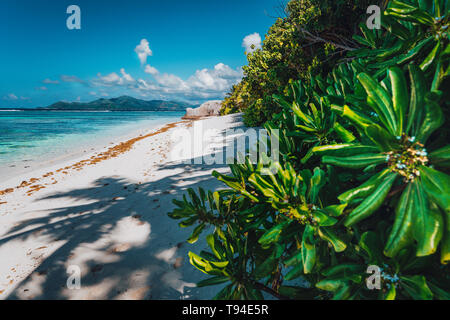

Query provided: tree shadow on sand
[2,150,233,300]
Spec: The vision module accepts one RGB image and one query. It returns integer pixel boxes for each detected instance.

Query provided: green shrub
[221,0,375,127]
[169,0,450,300]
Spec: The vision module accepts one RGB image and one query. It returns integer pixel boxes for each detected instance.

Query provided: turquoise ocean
[0,110,184,179]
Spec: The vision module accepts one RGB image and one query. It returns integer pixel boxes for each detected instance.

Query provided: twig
[253,282,291,300]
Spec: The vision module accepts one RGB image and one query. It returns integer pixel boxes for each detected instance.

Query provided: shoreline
[0,119,189,199]
[0,113,245,300]
[0,112,185,183]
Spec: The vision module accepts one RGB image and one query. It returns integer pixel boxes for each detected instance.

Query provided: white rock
[183,100,222,119]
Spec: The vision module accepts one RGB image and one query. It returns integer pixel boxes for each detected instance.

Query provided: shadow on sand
[1,115,253,300]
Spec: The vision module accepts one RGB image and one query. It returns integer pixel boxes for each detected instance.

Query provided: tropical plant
[221,0,377,126]
[168,0,450,300]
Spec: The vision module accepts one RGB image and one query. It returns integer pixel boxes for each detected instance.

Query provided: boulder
[183,100,222,119]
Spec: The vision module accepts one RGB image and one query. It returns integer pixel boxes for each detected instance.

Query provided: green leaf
[323,203,347,217]
[441,209,450,265]
[360,231,384,265]
[420,40,441,72]
[384,285,396,300]
[321,263,364,278]
[384,183,415,257]
[316,279,345,292]
[206,234,225,260]
[412,180,443,257]
[429,144,450,167]
[254,255,277,280]
[312,144,378,157]
[187,223,206,244]
[400,275,433,300]
[428,280,450,300]
[357,73,397,135]
[416,96,444,144]
[419,166,450,212]
[309,167,325,203]
[407,65,427,134]
[313,211,338,227]
[302,225,317,274]
[322,153,386,169]
[365,124,398,152]
[284,264,304,281]
[338,169,391,203]
[341,105,374,132]
[344,173,398,227]
[389,67,408,135]
[318,227,347,252]
[212,170,243,191]
[258,221,289,245]
[397,37,434,65]
[333,122,356,142]
[189,251,229,276]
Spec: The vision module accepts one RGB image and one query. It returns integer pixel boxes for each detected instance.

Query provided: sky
[0,0,279,108]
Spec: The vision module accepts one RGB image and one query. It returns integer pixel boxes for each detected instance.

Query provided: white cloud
[144,64,159,76]
[61,75,85,83]
[188,63,243,91]
[135,39,153,65]
[43,78,60,84]
[242,33,262,53]
[3,93,18,100]
[92,63,243,102]
[120,68,135,82]
[37,86,48,91]
[135,63,242,101]
[95,68,136,87]
[90,42,243,102]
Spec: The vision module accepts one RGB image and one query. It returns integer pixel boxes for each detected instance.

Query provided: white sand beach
[0,113,245,300]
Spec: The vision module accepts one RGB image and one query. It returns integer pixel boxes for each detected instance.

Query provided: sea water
[0,110,184,180]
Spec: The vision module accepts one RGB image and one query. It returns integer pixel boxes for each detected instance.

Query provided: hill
[41,96,193,111]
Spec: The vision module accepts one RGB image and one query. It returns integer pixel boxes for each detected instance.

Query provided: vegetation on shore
[169,0,449,300]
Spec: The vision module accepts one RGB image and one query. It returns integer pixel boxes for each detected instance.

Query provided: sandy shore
[0,113,245,300]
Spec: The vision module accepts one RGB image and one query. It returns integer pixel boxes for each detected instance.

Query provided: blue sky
[0,0,278,108]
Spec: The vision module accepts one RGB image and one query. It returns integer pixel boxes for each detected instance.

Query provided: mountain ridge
[40,96,194,111]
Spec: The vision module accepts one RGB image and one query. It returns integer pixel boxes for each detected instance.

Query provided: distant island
[39,96,195,111]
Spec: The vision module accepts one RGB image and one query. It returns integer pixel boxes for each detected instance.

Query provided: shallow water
[0,110,183,177]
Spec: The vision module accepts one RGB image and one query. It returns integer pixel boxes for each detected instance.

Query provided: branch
[253,282,291,300]
[296,25,360,52]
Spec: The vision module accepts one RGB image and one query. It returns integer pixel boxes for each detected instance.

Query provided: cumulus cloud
[188,63,243,91]
[90,41,243,102]
[242,33,262,53]
[36,86,48,91]
[94,68,136,87]
[144,64,159,76]
[135,39,153,65]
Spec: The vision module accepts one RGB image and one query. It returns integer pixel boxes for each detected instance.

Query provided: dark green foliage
[169,0,450,300]
[221,0,375,126]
